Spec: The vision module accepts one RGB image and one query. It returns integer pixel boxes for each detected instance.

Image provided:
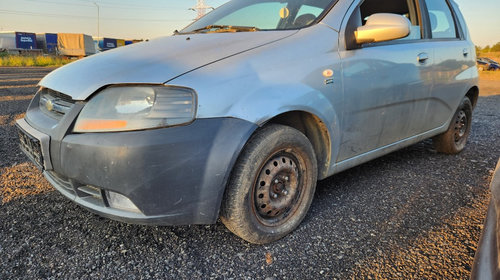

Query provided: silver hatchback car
[17,0,478,243]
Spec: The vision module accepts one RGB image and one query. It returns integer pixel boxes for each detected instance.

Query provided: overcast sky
[0,0,498,47]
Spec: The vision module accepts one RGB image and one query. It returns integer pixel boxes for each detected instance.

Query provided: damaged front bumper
[17,116,257,225]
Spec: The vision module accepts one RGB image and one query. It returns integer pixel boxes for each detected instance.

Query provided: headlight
[73,85,197,133]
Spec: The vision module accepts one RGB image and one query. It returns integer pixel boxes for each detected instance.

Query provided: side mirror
[355,13,411,44]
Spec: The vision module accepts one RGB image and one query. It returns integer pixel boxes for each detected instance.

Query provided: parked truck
[116,39,125,47]
[36,33,58,54]
[0,31,38,53]
[96,37,117,51]
[57,33,96,57]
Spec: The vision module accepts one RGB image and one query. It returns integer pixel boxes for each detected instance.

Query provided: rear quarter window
[425,0,458,39]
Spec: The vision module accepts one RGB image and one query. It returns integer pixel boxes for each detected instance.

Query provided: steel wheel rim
[252,152,303,226]
[454,110,468,143]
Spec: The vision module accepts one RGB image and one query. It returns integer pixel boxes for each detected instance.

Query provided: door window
[425,0,457,39]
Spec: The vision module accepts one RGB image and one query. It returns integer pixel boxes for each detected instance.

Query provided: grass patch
[0,55,72,67]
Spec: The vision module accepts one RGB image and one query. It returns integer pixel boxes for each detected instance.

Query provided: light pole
[190,0,213,20]
[93,2,100,38]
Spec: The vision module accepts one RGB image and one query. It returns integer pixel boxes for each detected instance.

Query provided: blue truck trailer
[97,38,117,51]
[36,33,58,53]
[0,31,38,51]
[15,32,37,49]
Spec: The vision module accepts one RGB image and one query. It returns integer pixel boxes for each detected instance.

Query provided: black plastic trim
[50,117,258,225]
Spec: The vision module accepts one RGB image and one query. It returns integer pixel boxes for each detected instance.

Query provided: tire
[220,124,318,244]
[433,97,473,154]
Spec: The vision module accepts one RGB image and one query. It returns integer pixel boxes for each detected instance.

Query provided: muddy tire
[433,97,473,154]
[220,124,317,244]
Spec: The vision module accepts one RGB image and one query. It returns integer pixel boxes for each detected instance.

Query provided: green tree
[490,42,500,52]
[475,45,482,56]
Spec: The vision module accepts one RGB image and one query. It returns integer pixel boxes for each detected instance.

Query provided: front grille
[39,88,75,120]
[17,126,44,169]
[47,89,73,103]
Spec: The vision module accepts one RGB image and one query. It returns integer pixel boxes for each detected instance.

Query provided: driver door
[337,0,434,162]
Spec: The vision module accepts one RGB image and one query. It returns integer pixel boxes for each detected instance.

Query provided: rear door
[419,0,475,131]
[337,0,434,162]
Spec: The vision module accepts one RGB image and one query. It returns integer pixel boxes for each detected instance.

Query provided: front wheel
[220,124,317,244]
[433,97,473,154]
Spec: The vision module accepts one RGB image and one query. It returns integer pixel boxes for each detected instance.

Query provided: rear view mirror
[355,13,411,44]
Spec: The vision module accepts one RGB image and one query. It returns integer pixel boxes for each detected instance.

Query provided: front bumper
[17,117,257,225]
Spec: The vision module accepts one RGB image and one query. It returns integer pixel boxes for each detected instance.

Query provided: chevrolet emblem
[45,99,54,111]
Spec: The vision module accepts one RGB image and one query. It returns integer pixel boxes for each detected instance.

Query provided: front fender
[168,25,344,174]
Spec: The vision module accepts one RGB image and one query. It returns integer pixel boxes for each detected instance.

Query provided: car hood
[39,31,297,100]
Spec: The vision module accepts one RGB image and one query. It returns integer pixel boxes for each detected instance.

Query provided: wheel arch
[465,86,479,109]
[262,111,332,180]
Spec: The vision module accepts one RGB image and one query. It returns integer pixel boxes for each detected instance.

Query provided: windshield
[180,0,336,34]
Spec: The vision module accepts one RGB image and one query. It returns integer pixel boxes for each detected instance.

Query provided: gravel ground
[0,67,499,279]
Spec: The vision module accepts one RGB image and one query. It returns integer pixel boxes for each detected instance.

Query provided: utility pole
[189,0,213,20]
[93,2,100,38]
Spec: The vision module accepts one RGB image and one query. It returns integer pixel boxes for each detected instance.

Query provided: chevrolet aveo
[17,0,478,243]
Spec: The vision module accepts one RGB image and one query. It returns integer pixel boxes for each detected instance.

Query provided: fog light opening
[105,191,142,214]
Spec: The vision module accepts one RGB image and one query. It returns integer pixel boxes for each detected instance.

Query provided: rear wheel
[220,124,317,244]
[433,97,473,154]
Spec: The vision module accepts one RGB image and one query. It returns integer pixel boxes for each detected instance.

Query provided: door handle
[418,53,429,64]
[463,48,469,57]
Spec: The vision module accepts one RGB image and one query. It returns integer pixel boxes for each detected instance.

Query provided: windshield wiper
[188,25,260,34]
